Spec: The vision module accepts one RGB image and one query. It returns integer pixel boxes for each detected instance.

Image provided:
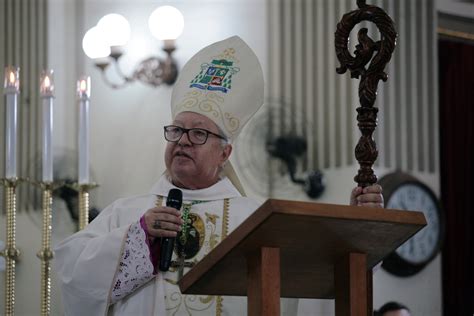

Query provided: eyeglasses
[164,125,227,145]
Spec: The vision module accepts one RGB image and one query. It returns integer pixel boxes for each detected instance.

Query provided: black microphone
[159,188,183,271]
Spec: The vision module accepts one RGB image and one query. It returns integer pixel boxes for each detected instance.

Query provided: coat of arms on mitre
[189,48,240,93]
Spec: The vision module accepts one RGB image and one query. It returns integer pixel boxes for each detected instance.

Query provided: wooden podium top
[179,199,426,299]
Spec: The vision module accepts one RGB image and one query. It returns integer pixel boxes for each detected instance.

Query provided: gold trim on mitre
[176,90,241,138]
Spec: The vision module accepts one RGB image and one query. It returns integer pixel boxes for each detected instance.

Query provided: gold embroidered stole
[157,195,230,316]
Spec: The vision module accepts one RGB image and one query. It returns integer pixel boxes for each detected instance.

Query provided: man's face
[164,111,231,189]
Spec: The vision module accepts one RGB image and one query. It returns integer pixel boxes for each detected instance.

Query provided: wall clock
[379,171,444,277]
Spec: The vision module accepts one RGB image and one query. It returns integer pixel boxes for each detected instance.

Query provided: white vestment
[55,176,297,315]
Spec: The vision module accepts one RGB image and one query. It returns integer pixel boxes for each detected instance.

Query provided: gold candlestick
[30,180,63,316]
[79,186,89,230]
[36,183,54,316]
[1,178,23,316]
[76,183,98,231]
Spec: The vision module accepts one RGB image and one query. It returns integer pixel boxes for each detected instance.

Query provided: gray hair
[216,125,230,148]
[215,125,231,176]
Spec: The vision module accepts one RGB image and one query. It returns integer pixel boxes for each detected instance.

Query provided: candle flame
[9,71,15,84]
[80,80,87,92]
[44,76,51,88]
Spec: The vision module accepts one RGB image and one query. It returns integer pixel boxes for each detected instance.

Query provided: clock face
[386,183,441,265]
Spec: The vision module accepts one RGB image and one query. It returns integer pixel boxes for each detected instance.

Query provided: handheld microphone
[159,188,183,271]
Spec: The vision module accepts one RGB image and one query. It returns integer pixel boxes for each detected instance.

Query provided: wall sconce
[82,5,184,89]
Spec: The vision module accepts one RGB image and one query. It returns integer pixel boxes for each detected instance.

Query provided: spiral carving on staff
[334,0,397,187]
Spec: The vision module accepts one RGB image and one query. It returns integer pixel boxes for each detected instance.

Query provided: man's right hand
[142,207,184,241]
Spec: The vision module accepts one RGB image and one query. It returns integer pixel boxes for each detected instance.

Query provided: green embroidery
[179,204,192,246]
[176,200,207,280]
[189,58,240,93]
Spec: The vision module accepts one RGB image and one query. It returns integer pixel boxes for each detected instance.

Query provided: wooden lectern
[179,199,426,316]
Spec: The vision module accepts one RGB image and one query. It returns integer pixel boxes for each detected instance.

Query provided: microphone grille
[167,188,183,209]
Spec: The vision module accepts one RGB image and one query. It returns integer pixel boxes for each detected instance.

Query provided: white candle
[3,66,20,179]
[40,70,54,182]
[77,76,91,184]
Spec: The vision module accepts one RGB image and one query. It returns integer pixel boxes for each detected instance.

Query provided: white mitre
[170,36,264,195]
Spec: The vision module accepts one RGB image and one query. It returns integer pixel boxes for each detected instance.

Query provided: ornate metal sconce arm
[95,46,178,89]
[96,63,129,90]
[334,0,397,187]
[133,55,178,87]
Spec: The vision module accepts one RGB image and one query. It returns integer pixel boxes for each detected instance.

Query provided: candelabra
[1,65,99,315]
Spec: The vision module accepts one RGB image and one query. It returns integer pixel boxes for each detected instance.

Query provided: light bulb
[82,27,111,59]
[148,6,184,41]
[97,13,131,46]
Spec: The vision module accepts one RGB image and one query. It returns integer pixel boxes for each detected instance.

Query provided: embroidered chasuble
[55,176,299,316]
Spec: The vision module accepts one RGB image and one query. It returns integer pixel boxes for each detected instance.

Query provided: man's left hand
[350,184,384,208]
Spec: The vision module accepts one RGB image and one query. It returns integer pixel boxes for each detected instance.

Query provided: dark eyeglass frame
[164,125,227,145]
